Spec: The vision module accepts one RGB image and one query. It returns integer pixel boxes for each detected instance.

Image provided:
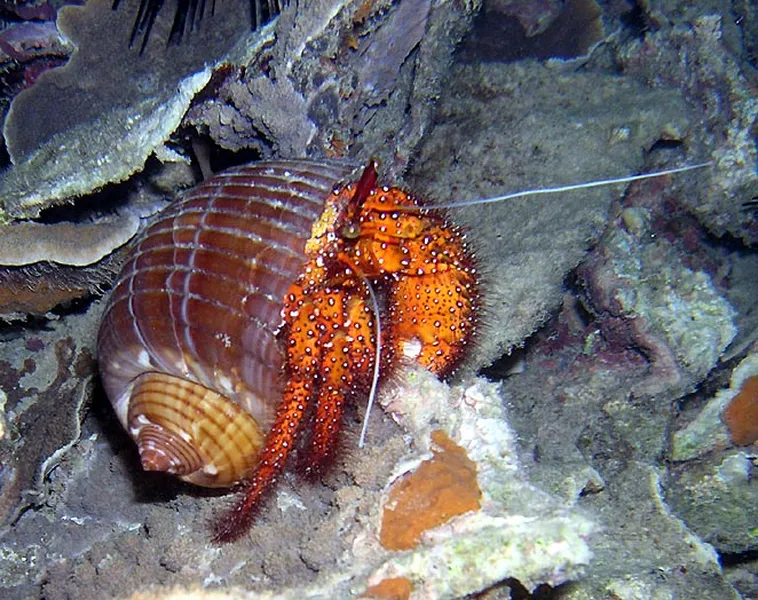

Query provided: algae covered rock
[580,206,737,398]
[667,450,758,554]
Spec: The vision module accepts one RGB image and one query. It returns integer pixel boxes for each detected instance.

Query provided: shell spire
[127,372,266,487]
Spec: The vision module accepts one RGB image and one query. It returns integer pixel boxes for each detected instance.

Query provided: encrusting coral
[672,353,758,462]
[365,370,595,596]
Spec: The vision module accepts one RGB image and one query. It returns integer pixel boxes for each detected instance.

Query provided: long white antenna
[358,276,383,449]
[353,159,712,448]
[418,162,712,210]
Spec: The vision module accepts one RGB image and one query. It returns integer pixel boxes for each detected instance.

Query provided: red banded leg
[211,376,312,542]
[306,287,376,472]
[211,284,321,543]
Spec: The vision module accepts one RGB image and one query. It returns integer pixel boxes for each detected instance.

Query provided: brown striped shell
[97,159,357,487]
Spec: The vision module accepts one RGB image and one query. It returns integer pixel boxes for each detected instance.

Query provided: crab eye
[340,222,361,239]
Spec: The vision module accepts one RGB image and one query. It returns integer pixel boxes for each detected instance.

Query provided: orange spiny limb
[389,267,478,377]
[211,378,310,543]
[305,386,345,474]
[212,279,324,543]
[305,286,377,470]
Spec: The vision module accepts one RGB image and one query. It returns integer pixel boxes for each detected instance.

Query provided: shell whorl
[98,159,357,487]
[128,372,265,486]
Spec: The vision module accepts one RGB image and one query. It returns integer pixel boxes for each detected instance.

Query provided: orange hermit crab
[97,158,479,542]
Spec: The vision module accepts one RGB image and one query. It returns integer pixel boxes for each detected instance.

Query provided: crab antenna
[358,275,383,449]
[417,161,713,210]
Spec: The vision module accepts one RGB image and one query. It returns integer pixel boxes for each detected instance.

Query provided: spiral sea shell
[98,159,356,487]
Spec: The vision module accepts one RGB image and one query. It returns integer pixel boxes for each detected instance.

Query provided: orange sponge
[722,375,758,446]
[379,430,482,551]
[362,577,413,600]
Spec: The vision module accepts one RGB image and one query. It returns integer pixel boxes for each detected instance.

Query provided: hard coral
[722,375,758,446]
[183,0,476,175]
[0,215,139,267]
[0,0,265,221]
[379,429,481,551]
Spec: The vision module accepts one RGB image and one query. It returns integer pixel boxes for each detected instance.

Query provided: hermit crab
[97,158,479,541]
[98,156,708,541]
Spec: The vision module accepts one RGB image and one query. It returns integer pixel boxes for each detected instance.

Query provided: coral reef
[0,0,479,217]
[501,311,740,598]
[459,0,605,63]
[0,216,140,267]
[674,352,758,461]
[0,306,101,531]
[733,0,758,76]
[665,352,758,555]
[0,255,123,318]
[667,447,758,555]
[183,0,479,176]
[0,159,187,318]
[0,0,478,320]
[0,20,71,94]
[366,372,594,597]
[0,0,246,219]
[2,370,595,599]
